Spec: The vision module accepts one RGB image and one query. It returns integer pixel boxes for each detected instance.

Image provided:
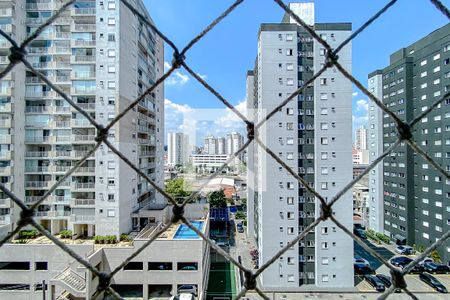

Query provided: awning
[394,234,406,242]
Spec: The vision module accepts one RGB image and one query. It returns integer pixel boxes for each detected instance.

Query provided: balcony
[0,103,11,113]
[25,90,56,98]
[25,181,50,188]
[70,198,95,207]
[55,135,71,143]
[71,71,95,79]
[72,24,96,32]
[71,40,96,47]
[54,196,70,204]
[25,151,50,158]
[71,150,95,159]
[71,55,96,63]
[27,47,52,54]
[54,32,71,39]
[54,47,71,55]
[0,8,13,17]
[55,151,71,158]
[0,88,12,97]
[71,182,95,190]
[25,166,50,173]
[0,56,8,64]
[76,103,95,111]
[54,121,70,128]
[0,166,11,175]
[54,106,71,114]
[0,198,10,207]
[72,8,96,15]
[73,167,95,174]
[71,119,93,127]
[0,135,11,144]
[0,119,11,127]
[54,166,71,173]
[26,77,43,84]
[25,3,52,10]
[71,135,95,143]
[0,24,13,33]
[0,151,11,160]
[25,136,52,143]
[71,87,95,95]
[25,106,50,113]
[0,214,11,224]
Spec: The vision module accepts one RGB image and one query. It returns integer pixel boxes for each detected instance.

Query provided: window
[0,262,30,270]
[287,257,294,265]
[321,137,328,145]
[321,152,328,160]
[287,197,294,205]
[108,33,115,42]
[321,242,328,249]
[320,78,327,85]
[420,59,427,66]
[148,262,172,270]
[322,275,329,282]
[321,182,328,190]
[177,262,198,271]
[320,108,328,115]
[108,1,116,9]
[35,262,47,270]
[322,257,329,265]
[123,262,143,270]
[286,34,293,41]
[108,81,116,89]
[320,123,328,130]
[108,49,116,57]
[287,275,295,282]
[108,66,116,73]
[286,78,294,86]
[321,227,328,234]
[108,194,115,202]
[286,49,293,56]
[320,93,328,100]
[107,209,115,217]
[286,63,294,71]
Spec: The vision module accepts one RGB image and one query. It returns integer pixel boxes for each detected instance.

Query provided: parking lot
[355,240,450,294]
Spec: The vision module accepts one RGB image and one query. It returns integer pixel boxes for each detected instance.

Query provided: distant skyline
[144,0,449,143]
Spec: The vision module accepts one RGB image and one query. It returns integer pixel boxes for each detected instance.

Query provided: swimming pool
[173,221,204,239]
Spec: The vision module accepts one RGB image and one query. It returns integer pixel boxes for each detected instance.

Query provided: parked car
[354,263,375,275]
[404,263,424,274]
[177,285,197,296]
[375,274,401,292]
[364,275,386,292]
[390,256,413,267]
[395,245,414,255]
[353,228,367,239]
[419,257,434,266]
[423,262,450,274]
[236,223,244,233]
[354,256,370,267]
[419,273,448,293]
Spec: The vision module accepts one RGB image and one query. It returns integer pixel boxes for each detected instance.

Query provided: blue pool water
[174,221,204,239]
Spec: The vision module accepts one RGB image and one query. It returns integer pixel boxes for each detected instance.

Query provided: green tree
[165,178,190,203]
[208,190,227,208]
[430,250,442,263]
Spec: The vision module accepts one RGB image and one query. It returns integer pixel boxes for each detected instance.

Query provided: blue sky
[144,0,449,144]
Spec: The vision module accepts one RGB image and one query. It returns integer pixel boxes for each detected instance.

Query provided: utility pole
[42,280,46,300]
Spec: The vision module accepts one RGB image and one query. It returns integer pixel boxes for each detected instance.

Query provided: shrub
[430,250,442,263]
[60,230,72,239]
[235,211,246,220]
[94,236,104,244]
[365,229,381,244]
[120,234,130,242]
[106,235,117,244]
[18,229,39,240]
[375,232,391,244]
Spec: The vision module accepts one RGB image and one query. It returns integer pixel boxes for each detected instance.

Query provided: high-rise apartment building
[167,132,189,167]
[368,23,450,260]
[246,2,354,289]
[217,136,225,155]
[355,125,368,150]
[204,135,217,155]
[0,0,164,239]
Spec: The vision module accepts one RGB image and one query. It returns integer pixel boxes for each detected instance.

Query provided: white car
[395,245,414,255]
[419,257,434,266]
[170,294,195,300]
[177,285,197,296]
[354,256,370,266]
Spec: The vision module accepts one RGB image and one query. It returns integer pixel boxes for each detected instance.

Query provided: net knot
[244,271,256,290]
[171,51,185,69]
[171,205,184,223]
[390,269,407,290]
[8,46,26,64]
[325,51,338,67]
[320,204,333,220]
[95,126,108,143]
[17,208,34,227]
[97,272,111,291]
[396,121,412,141]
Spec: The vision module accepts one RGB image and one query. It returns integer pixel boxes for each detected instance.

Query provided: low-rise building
[0,205,210,300]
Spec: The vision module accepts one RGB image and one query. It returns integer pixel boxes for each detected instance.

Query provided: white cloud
[356,99,368,112]
[164,61,190,86]
[214,100,247,133]
[197,73,207,80]
[352,115,368,130]
[352,92,358,97]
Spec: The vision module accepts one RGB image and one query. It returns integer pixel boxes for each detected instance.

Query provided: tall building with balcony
[0,0,164,239]
[368,23,450,260]
[167,132,189,167]
[246,2,354,289]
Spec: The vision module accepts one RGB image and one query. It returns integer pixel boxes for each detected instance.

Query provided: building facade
[0,0,164,239]
[354,125,368,150]
[167,132,189,167]
[369,24,450,260]
[246,2,353,290]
